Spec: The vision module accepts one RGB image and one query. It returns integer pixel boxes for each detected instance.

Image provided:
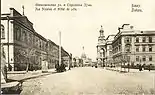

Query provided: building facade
[1,8,71,71]
[112,24,155,66]
[97,24,155,67]
[47,39,59,69]
[105,35,115,67]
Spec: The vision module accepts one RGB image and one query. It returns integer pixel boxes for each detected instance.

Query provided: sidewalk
[7,69,56,82]
[105,67,155,73]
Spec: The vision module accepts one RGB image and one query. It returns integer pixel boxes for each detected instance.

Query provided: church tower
[96,26,106,67]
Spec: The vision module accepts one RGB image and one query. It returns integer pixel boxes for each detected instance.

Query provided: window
[118,45,121,51]
[100,53,102,57]
[126,45,131,52]
[149,46,152,52]
[127,56,130,62]
[149,37,152,43]
[136,46,139,52]
[109,46,112,50]
[136,56,139,61]
[1,25,5,39]
[109,51,112,56]
[136,37,139,43]
[142,46,145,52]
[142,37,146,43]
[126,38,130,42]
[143,56,146,61]
[149,56,152,61]
[125,37,131,43]
[1,28,5,39]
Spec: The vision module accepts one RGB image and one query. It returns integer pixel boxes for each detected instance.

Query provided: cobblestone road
[21,67,155,95]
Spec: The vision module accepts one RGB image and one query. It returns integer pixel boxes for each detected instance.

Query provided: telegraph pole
[7,16,9,73]
[59,31,61,66]
[0,0,2,89]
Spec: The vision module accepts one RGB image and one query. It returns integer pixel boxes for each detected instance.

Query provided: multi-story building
[105,35,115,67]
[1,8,48,71]
[1,8,71,71]
[96,26,106,67]
[61,47,71,67]
[112,24,155,66]
[97,24,155,67]
[47,39,59,69]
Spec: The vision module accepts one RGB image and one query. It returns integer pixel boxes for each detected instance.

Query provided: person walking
[148,64,151,71]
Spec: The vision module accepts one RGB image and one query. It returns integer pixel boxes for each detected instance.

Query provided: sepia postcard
[1,0,155,95]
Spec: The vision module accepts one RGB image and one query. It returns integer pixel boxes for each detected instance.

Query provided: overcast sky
[2,0,155,61]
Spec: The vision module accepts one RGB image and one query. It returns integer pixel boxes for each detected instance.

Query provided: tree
[21,48,35,72]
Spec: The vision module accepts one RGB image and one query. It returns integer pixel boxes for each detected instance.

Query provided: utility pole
[7,16,9,73]
[0,0,2,88]
[59,31,61,66]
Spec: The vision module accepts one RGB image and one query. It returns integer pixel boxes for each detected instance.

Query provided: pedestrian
[139,64,142,71]
[127,63,130,72]
[148,64,151,71]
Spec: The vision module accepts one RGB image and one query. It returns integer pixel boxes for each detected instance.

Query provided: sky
[1,0,155,61]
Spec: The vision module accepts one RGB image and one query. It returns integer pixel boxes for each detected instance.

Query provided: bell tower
[100,25,104,37]
[96,25,106,67]
[98,26,106,45]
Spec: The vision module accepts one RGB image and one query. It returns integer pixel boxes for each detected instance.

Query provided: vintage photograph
[1,0,155,95]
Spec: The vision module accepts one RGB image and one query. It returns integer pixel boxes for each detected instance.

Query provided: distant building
[80,47,92,66]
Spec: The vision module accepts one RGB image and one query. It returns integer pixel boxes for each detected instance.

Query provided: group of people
[139,64,152,71]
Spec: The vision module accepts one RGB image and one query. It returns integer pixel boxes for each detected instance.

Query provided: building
[47,39,59,69]
[61,47,71,67]
[96,26,106,67]
[1,8,48,71]
[112,24,155,67]
[1,8,71,71]
[105,35,115,67]
[97,24,155,68]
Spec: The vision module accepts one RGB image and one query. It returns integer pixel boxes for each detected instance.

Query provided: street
[20,67,155,95]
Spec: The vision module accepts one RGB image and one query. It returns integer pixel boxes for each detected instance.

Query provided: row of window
[136,56,152,62]
[136,46,152,52]
[135,37,152,43]
[14,24,47,51]
[124,36,153,43]
[112,45,152,54]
